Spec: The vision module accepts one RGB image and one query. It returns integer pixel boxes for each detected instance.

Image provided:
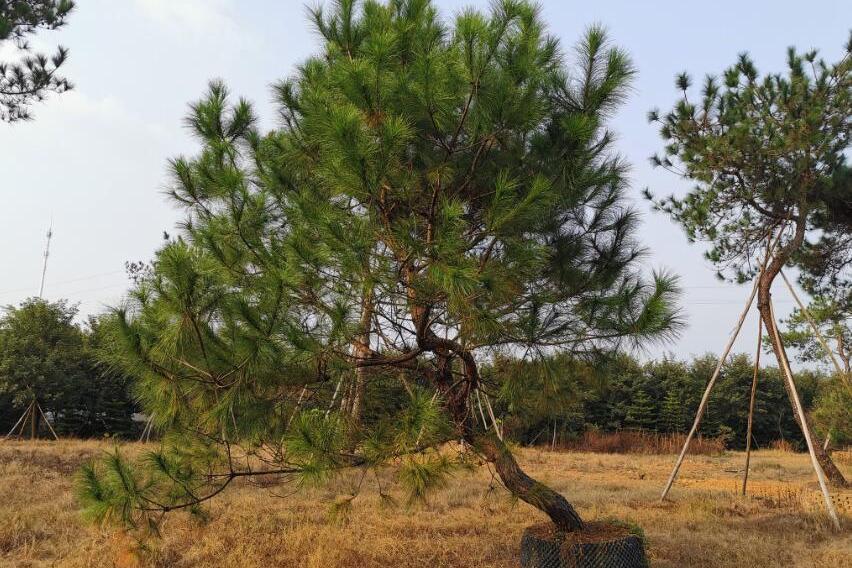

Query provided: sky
[1,0,850,367]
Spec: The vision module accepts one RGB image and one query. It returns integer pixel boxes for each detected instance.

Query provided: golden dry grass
[0,440,849,567]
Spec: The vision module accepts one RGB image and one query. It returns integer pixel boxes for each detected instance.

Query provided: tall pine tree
[648,36,851,486]
[79,0,680,533]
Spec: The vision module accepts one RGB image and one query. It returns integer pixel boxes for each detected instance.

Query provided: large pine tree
[648,37,851,486]
[80,0,680,533]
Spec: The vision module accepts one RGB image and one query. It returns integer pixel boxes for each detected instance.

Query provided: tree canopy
[648,36,851,487]
[0,0,74,121]
[0,298,137,438]
[79,0,680,533]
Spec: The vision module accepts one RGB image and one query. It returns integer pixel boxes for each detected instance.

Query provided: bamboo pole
[287,387,308,427]
[742,318,763,495]
[139,414,154,443]
[4,401,34,440]
[779,271,845,381]
[475,390,490,433]
[483,392,503,441]
[769,298,840,530]
[661,275,760,501]
[37,402,59,440]
[325,379,343,418]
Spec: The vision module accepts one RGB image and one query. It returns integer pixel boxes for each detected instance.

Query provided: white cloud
[133,0,244,43]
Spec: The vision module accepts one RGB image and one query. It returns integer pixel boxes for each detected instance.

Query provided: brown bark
[473,431,584,532]
[401,264,584,531]
[757,222,848,488]
[30,401,39,439]
[349,288,374,430]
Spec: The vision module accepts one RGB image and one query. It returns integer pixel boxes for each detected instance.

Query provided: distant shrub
[554,430,725,455]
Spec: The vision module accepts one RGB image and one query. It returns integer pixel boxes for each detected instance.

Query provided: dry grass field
[0,440,849,568]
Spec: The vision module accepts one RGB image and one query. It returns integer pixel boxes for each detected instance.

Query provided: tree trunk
[30,401,39,439]
[757,226,847,488]
[349,288,374,431]
[473,431,584,532]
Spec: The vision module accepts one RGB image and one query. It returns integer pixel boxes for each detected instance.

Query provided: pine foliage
[0,0,74,121]
[80,0,681,531]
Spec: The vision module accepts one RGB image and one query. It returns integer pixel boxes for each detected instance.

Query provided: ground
[0,440,849,567]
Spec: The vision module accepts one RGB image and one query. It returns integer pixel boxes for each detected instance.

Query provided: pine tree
[79,0,681,533]
[0,299,137,438]
[647,36,851,487]
[659,389,684,433]
[0,1,74,121]
[624,388,656,431]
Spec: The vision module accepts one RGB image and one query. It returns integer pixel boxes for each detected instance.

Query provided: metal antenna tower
[38,220,53,298]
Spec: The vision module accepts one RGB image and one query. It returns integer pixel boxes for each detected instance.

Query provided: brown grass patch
[0,441,849,567]
[558,430,726,455]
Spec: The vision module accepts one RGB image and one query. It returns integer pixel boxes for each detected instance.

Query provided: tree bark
[473,431,584,532]
[757,222,847,488]
[30,401,39,439]
[402,265,584,532]
[349,288,374,430]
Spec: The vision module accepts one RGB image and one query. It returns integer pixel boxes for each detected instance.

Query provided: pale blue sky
[1,0,849,366]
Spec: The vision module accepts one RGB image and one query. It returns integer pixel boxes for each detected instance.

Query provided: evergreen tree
[0,0,74,121]
[624,388,656,430]
[811,377,852,447]
[0,298,83,436]
[647,36,851,486]
[78,0,681,533]
[0,299,137,438]
[779,294,852,375]
[58,315,137,438]
[659,388,684,433]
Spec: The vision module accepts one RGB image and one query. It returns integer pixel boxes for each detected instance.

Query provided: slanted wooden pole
[139,413,154,443]
[780,271,845,381]
[769,298,841,530]
[483,392,503,441]
[287,387,308,427]
[742,318,763,495]
[30,398,38,439]
[4,401,34,440]
[475,390,490,433]
[661,275,759,501]
[37,402,59,440]
[325,379,343,418]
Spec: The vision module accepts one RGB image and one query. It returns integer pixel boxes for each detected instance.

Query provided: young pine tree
[659,389,684,433]
[79,0,680,533]
[648,37,851,486]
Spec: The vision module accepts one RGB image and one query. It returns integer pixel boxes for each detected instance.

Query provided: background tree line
[483,352,849,451]
[0,298,137,438]
[1,296,847,448]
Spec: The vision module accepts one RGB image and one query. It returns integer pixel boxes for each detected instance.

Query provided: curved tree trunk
[473,431,585,532]
[757,222,848,488]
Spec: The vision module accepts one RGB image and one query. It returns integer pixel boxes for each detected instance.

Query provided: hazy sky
[1,0,849,366]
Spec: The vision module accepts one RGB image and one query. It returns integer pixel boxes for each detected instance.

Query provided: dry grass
[558,430,726,455]
[0,440,849,567]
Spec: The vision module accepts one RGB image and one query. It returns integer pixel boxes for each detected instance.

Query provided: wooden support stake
[661,275,760,501]
[37,402,59,440]
[325,379,343,418]
[742,318,763,495]
[476,390,490,433]
[780,271,846,381]
[287,387,308,428]
[483,392,503,441]
[769,298,841,530]
[4,401,34,440]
